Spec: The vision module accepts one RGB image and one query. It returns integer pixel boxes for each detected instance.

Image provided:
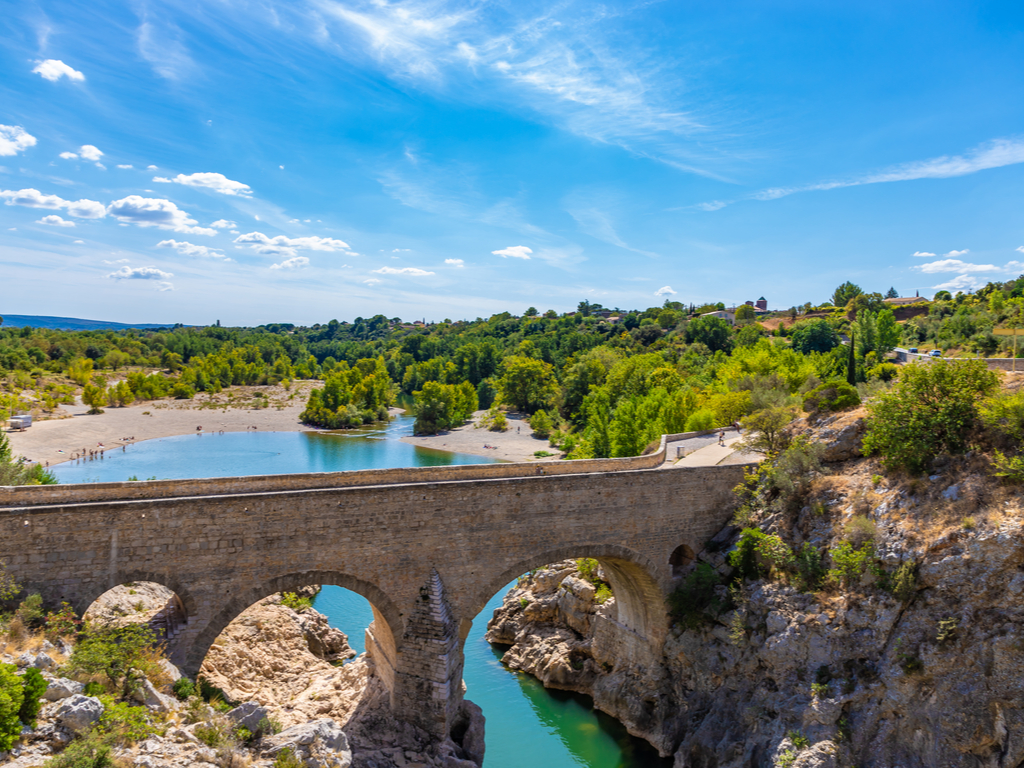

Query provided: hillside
[0,315,176,331]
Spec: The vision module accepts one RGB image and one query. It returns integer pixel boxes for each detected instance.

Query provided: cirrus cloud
[106,195,215,235]
[0,126,37,157]
[32,59,85,82]
[154,172,253,197]
[492,245,532,259]
[371,266,435,276]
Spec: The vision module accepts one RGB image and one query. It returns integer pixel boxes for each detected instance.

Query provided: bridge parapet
[0,434,682,507]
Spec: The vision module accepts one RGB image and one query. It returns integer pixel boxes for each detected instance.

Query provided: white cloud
[73,239,84,244]
[157,239,231,260]
[31,59,85,82]
[695,201,727,212]
[106,195,215,235]
[944,249,969,258]
[445,258,464,267]
[154,172,252,196]
[392,248,410,252]
[913,251,936,258]
[233,232,350,252]
[156,281,174,291]
[59,152,78,160]
[750,137,1024,204]
[211,219,236,229]
[371,266,435,276]
[914,259,1000,274]
[491,245,532,260]
[932,275,981,293]
[364,278,382,285]
[0,126,37,157]
[37,214,75,227]
[0,188,106,218]
[147,165,158,170]
[270,256,310,270]
[102,259,129,264]
[108,265,174,281]
[117,164,133,169]
[654,285,677,297]
[79,145,103,162]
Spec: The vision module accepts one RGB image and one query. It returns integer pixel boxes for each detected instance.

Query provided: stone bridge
[0,438,750,740]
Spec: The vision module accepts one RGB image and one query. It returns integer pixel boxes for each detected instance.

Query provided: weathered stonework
[0,458,747,739]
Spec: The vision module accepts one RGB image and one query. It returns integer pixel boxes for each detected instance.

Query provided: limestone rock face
[43,677,84,701]
[262,719,352,768]
[226,701,269,732]
[55,694,104,734]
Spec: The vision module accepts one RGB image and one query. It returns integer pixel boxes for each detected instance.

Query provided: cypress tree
[847,329,857,386]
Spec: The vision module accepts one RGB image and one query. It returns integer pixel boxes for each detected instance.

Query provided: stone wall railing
[0,433,689,508]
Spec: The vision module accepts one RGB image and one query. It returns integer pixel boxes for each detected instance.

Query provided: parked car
[929,350,942,358]
[908,347,919,354]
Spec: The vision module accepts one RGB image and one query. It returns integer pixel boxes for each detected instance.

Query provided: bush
[69,623,163,699]
[668,563,724,630]
[44,732,118,768]
[683,408,716,432]
[490,411,508,432]
[827,542,874,590]
[20,667,47,727]
[867,362,899,382]
[0,663,25,751]
[529,409,553,438]
[273,748,305,768]
[739,407,795,455]
[16,593,44,627]
[889,561,917,603]
[195,720,232,748]
[576,558,600,583]
[45,602,81,640]
[991,450,1024,484]
[862,359,999,474]
[98,699,160,745]
[802,380,860,414]
[979,389,1024,445]
[172,677,195,700]
[279,592,312,612]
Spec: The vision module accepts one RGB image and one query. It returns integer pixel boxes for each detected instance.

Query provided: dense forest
[3,276,1024,466]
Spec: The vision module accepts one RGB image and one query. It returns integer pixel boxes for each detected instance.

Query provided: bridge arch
[465,543,668,646]
[183,569,403,678]
[77,570,199,624]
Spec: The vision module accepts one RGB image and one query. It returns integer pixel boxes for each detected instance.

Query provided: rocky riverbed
[486,410,1024,767]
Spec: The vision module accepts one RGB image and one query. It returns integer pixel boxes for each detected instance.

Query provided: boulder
[43,677,85,701]
[158,659,184,682]
[31,653,55,669]
[55,694,104,734]
[130,677,178,713]
[16,652,34,668]
[226,701,269,732]
[262,719,352,768]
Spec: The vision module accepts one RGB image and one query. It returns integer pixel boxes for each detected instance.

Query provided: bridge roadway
[0,433,753,740]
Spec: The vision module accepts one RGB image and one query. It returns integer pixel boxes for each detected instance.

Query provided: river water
[52,415,671,768]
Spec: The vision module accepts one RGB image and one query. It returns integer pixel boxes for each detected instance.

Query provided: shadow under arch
[464,543,668,647]
[183,570,403,677]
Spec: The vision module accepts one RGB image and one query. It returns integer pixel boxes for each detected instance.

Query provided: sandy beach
[6,387,558,467]
[6,383,318,467]
[400,410,562,463]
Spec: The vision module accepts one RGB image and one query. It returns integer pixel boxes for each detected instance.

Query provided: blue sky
[2,1,1024,325]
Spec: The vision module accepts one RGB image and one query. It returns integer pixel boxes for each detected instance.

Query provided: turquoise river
[53,414,671,768]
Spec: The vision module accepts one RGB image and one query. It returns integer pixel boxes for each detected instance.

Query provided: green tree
[831,281,863,308]
[0,664,24,751]
[885,287,899,299]
[847,331,856,386]
[876,308,900,355]
[108,381,135,407]
[69,623,163,699]
[684,316,733,353]
[789,320,839,354]
[82,384,107,414]
[734,304,756,323]
[67,357,94,386]
[411,380,478,434]
[739,407,795,455]
[934,290,952,301]
[863,359,999,473]
[529,409,553,438]
[496,356,558,413]
[19,667,47,727]
[609,399,646,457]
[854,310,878,358]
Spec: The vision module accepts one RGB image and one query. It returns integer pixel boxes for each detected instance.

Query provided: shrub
[668,563,724,630]
[795,543,825,592]
[728,528,763,581]
[683,408,716,432]
[594,583,612,604]
[198,676,232,707]
[16,593,44,627]
[862,359,999,474]
[20,667,47,727]
[69,622,163,699]
[529,409,553,438]
[867,362,899,382]
[273,748,305,768]
[991,450,1024,484]
[936,617,959,648]
[98,699,160,745]
[44,602,81,640]
[279,592,312,612]
[576,558,600,583]
[889,561,917,603]
[257,716,282,736]
[739,407,795,455]
[843,515,876,548]
[490,410,508,432]
[0,663,25,751]
[802,380,861,414]
[172,677,195,700]
[45,731,118,768]
[83,681,105,697]
[827,542,874,590]
[195,720,232,748]
[979,389,1024,445]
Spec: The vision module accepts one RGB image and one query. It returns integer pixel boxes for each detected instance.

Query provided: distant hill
[0,315,177,331]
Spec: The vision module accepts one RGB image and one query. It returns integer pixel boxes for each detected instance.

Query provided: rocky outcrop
[487,445,1024,767]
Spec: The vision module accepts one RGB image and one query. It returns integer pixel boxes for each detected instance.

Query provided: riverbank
[400,410,562,463]
[6,383,321,467]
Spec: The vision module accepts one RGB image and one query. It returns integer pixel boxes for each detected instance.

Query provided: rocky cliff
[486,411,1024,767]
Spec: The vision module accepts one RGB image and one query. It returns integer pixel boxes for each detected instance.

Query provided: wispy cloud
[157,239,231,260]
[698,137,1024,210]
[913,251,936,258]
[492,245,532,260]
[154,172,253,197]
[372,266,435,276]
